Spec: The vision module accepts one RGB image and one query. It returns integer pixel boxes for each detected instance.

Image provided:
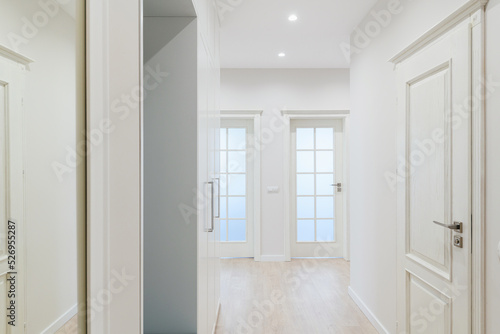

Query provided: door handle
[214,177,220,219]
[330,183,342,192]
[205,181,214,232]
[432,221,463,233]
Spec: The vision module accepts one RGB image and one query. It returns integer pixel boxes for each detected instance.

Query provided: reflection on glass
[220,128,227,149]
[297,174,314,195]
[316,197,334,218]
[316,151,334,173]
[228,151,245,173]
[220,152,227,173]
[297,197,314,219]
[317,220,335,242]
[297,128,314,149]
[228,220,246,241]
[297,151,314,172]
[220,198,227,219]
[316,128,334,149]
[220,220,227,242]
[228,174,246,196]
[297,220,315,242]
[228,128,246,149]
[228,197,245,218]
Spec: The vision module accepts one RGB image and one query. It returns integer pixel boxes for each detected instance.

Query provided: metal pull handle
[432,221,463,233]
[214,178,220,219]
[205,181,214,232]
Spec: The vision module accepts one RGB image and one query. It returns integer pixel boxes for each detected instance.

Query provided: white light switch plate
[267,186,279,193]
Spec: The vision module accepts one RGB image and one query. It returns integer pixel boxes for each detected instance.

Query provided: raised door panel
[0,55,26,334]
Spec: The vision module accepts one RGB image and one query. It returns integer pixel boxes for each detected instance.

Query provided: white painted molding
[281,110,350,116]
[470,9,486,334]
[0,44,34,67]
[390,0,488,64]
[40,304,78,334]
[221,109,263,115]
[260,255,287,262]
[348,287,389,334]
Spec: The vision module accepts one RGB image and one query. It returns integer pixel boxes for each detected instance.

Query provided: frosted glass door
[291,120,343,258]
[220,119,254,258]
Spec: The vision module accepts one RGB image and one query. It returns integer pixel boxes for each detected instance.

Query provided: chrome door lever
[432,221,463,233]
[330,183,342,192]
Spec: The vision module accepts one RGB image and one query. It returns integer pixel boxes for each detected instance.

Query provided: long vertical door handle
[205,181,214,232]
[214,178,220,219]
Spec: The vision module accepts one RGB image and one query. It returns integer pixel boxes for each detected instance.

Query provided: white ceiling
[220,0,378,69]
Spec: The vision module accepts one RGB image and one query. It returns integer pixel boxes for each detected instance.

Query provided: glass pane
[317,197,334,218]
[220,152,227,173]
[296,128,314,149]
[228,128,246,149]
[317,220,335,242]
[316,174,334,195]
[297,197,314,219]
[228,174,246,196]
[228,151,246,173]
[297,151,314,173]
[220,175,227,196]
[220,197,227,219]
[316,128,334,149]
[228,197,246,218]
[316,151,334,173]
[220,128,227,149]
[297,174,314,195]
[228,220,246,242]
[220,220,227,242]
[297,220,315,242]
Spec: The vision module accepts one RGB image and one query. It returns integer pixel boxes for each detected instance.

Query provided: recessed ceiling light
[278,52,286,57]
[288,14,298,22]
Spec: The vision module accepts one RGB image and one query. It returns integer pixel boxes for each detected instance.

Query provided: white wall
[143,17,198,334]
[220,69,350,257]
[349,0,500,333]
[0,0,85,333]
[485,1,500,331]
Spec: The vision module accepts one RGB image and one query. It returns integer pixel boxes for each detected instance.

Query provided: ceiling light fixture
[288,14,298,22]
[278,52,286,57]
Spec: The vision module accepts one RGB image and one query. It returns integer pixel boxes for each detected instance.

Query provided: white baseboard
[260,255,286,262]
[348,287,389,334]
[41,304,78,334]
[212,299,221,334]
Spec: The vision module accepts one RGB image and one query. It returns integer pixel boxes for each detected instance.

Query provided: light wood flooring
[215,258,377,334]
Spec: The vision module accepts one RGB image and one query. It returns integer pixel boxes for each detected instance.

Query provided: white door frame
[282,110,350,262]
[390,2,486,331]
[220,110,262,261]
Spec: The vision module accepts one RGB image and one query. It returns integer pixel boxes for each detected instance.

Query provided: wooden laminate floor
[215,258,377,334]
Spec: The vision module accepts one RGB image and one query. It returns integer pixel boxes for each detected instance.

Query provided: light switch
[267,186,279,193]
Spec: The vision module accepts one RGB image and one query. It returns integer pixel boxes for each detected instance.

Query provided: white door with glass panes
[220,120,254,258]
[291,119,343,258]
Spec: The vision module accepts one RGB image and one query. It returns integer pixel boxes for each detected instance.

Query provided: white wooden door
[396,19,472,333]
[0,54,27,333]
[290,119,343,258]
[219,119,254,258]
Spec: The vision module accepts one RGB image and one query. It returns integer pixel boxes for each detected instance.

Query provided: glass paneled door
[219,119,254,257]
[291,119,344,257]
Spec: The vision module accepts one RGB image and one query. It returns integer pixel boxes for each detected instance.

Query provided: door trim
[390,6,486,332]
[282,110,351,262]
[221,110,262,261]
